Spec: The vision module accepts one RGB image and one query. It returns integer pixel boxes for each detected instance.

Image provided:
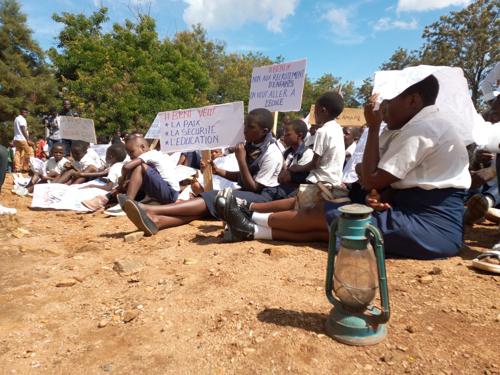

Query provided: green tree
[302,74,359,113]
[0,0,58,144]
[420,0,499,106]
[379,47,420,71]
[49,10,209,135]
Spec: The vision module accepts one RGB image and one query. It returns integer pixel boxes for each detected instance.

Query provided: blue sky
[20,0,471,85]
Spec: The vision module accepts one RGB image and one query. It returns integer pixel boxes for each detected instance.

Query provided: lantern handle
[366,224,391,323]
[325,218,340,306]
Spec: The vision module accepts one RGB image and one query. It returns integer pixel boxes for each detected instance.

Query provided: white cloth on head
[480,62,500,102]
[139,150,180,191]
[373,65,484,146]
[378,105,471,190]
[254,143,283,188]
[13,115,28,141]
[307,120,345,185]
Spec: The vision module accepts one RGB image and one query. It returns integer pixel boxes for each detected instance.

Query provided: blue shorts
[142,167,179,204]
[325,187,467,260]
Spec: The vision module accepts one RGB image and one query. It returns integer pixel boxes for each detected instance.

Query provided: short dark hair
[400,74,439,106]
[316,92,344,118]
[246,108,273,131]
[21,108,29,112]
[51,143,65,151]
[106,143,127,162]
[286,119,308,139]
[71,140,89,153]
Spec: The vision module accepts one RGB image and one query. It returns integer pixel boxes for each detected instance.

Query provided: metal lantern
[325,204,390,346]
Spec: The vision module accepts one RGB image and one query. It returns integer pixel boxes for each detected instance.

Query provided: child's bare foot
[82,195,109,211]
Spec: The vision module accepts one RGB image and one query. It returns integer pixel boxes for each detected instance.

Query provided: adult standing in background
[12,108,34,173]
[0,144,16,214]
[59,99,79,156]
[44,107,60,151]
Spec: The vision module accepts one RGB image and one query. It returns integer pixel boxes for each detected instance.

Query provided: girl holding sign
[121,108,285,235]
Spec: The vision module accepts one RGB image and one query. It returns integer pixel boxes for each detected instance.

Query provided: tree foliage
[0,0,58,144]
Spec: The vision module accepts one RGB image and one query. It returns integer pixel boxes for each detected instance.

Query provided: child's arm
[233,143,261,192]
[75,169,109,179]
[122,158,143,174]
[287,154,320,173]
[360,95,399,191]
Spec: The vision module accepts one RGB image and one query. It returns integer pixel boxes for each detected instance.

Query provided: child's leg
[55,169,77,184]
[267,205,327,233]
[250,197,296,213]
[125,163,146,199]
[150,214,202,230]
[72,166,98,185]
[141,197,209,217]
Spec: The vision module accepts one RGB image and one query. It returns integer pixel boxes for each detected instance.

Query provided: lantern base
[325,305,387,346]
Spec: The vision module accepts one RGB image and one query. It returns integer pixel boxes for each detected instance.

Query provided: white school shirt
[343,124,386,184]
[284,146,314,168]
[378,105,471,190]
[45,156,69,175]
[74,148,104,170]
[139,150,180,192]
[254,143,283,188]
[307,120,345,185]
[13,115,28,141]
[106,161,124,186]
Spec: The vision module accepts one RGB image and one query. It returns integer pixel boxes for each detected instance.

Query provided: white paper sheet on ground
[31,181,107,211]
[13,174,31,187]
[373,65,484,145]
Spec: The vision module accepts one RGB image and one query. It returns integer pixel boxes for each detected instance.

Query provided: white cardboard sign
[248,59,307,112]
[158,102,244,153]
[59,116,97,143]
[145,113,161,139]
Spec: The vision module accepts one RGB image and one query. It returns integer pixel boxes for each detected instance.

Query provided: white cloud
[182,0,298,33]
[397,0,470,12]
[373,17,418,31]
[321,6,365,44]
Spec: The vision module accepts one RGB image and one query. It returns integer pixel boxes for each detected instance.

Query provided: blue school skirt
[325,187,467,260]
[201,186,287,219]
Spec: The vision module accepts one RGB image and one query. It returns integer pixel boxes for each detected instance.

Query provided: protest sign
[90,144,110,162]
[248,59,307,112]
[59,116,97,144]
[31,182,107,211]
[158,101,244,153]
[145,113,161,139]
[337,108,365,127]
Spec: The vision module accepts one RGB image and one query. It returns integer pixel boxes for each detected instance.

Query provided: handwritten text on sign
[337,108,366,127]
[159,102,244,153]
[248,59,307,112]
[59,116,97,143]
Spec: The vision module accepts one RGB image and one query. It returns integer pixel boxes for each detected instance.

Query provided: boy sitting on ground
[55,141,104,185]
[82,135,179,213]
[14,143,68,196]
[80,143,128,192]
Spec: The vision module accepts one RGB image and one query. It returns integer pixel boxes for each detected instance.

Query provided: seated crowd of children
[5,72,500,268]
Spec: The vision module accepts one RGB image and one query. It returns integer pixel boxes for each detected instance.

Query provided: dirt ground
[0,174,499,375]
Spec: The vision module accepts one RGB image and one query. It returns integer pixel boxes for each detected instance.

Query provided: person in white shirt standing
[13,108,34,172]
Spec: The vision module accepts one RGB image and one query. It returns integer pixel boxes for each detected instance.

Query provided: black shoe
[224,194,255,241]
[214,190,228,220]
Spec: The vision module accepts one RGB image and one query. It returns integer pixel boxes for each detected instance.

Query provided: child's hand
[234,143,246,161]
[366,189,391,211]
[364,94,382,129]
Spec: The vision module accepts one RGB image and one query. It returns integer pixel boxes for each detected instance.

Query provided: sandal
[472,250,500,274]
